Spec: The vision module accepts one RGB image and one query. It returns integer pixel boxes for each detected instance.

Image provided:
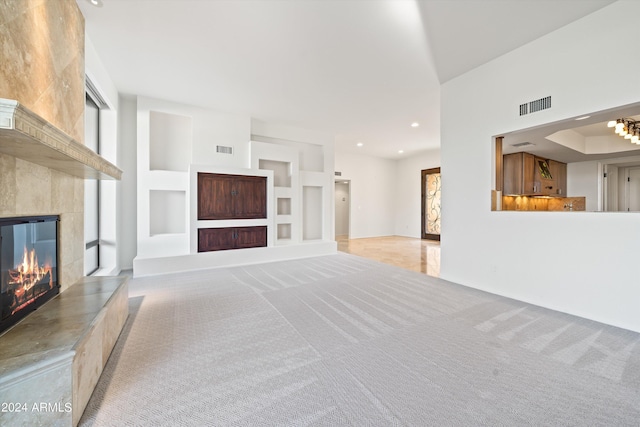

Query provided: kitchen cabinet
[548,159,567,196]
[503,152,566,196]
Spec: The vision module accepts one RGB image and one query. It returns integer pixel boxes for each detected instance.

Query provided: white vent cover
[511,142,535,147]
[216,145,233,154]
[519,96,551,116]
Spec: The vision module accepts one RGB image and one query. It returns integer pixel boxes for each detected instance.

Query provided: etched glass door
[421,168,441,241]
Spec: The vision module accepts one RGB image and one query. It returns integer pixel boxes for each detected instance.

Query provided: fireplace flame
[8,247,53,292]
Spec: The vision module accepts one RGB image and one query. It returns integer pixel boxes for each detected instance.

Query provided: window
[84,94,100,275]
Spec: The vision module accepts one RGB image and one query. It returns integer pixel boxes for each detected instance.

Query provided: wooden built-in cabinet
[503,152,566,196]
[197,172,268,253]
[198,173,267,220]
[198,226,267,252]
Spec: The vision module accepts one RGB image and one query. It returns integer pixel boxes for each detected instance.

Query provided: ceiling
[77,0,616,159]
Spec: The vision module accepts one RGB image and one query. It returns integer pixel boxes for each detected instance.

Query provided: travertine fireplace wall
[0,0,85,290]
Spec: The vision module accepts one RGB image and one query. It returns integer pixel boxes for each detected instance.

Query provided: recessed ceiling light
[356,142,363,147]
[343,181,348,184]
[88,0,103,7]
[398,150,404,154]
[411,122,420,128]
[575,116,590,120]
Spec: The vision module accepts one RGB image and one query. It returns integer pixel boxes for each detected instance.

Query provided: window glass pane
[84,179,99,242]
[84,245,98,276]
[84,94,100,275]
[85,97,99,153]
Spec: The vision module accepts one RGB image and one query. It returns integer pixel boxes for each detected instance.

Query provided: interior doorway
[335,181,350,238]
[421,168,441,241]
[626,167,640,211]
[601,163,640,211]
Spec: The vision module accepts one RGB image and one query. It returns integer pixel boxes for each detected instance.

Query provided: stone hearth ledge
[0,98,122,180]
[0,276,129,427]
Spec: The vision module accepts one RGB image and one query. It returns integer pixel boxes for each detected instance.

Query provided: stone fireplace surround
[0,100,126,426]
[0,1,128,424]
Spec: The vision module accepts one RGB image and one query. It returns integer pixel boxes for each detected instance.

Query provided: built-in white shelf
[149,189,186,236]
[277,223,292,240]
[276,215,293,224]
[277,198,292,215]
[259,159,291,187]
[149,110,192,172]
[303,186,323,240]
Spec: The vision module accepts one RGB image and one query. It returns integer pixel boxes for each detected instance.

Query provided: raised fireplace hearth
[0,215,59,335]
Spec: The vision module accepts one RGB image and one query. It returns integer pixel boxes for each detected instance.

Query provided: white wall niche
[303,186,323,241]
[259,159,291,187]
[277,198,291,215]
[149,190,186,236]
[149,110,192,172]
[252,134,325,172]
[277,224,292,241]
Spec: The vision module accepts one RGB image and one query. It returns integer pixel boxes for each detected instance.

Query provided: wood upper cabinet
[548,159,567,196]
[198,173,267,220]
[503,152,567,196]
[503,152,536,195]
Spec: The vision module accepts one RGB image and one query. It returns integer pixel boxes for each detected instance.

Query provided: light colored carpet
[80,253,640,426]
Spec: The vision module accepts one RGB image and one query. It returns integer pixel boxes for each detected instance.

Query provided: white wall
[334,152,396,238]
[394,149,441,238]
[441,1,640,332]
[84,37,118,111]
[118,95,137,270]
[567,161,600,211]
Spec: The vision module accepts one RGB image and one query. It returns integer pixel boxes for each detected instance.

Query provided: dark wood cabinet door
[197,173,266,220]
[198,173,235,220]
[198,226,267,252]
[233,176,267,219]
[198,227,235,252]
[235,226,267,249]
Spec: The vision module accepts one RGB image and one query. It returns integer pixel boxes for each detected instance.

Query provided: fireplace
[0,215,59,334]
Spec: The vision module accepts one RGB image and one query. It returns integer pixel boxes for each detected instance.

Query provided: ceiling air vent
[335,171,342,176]
[511,142,535,148]
[519,95,551,116]
[216,145,233,154]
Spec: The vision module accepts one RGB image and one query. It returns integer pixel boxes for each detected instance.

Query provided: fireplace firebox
[0,215,59,335]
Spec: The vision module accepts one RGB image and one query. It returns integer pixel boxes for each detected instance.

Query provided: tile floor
[336,235,441,277]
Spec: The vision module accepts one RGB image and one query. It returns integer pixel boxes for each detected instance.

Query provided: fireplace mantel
[0,98,122,180]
